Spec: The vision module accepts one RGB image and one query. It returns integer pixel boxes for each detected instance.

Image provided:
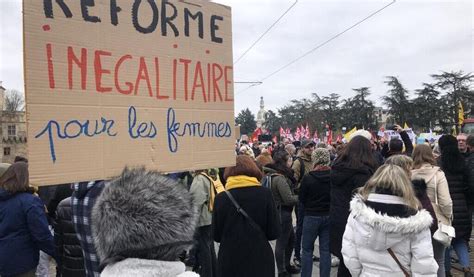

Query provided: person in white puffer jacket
[342,164,438,276]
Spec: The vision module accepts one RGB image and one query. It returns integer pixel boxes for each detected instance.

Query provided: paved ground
[268,239,338,277]
[46,224,473,276]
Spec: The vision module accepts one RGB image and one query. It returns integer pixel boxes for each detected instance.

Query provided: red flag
[336,134,342,143]
[251,127,262,142]
[285,128,293,141]
[279,127,286,138]
[295,127,301,141]
[272,136,277,144]
[326,125,332,145]
[313,130,319,142]
[305,124,310,139]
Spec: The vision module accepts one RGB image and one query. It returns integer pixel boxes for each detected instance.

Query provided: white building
[256,96,267,129]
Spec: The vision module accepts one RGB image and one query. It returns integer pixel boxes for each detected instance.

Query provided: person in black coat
[299,148,332,277]
[438,135,472,275]
[329,135,378,277]
[54,197,86,277]
[47,184,73,223]
[212,155,280,277]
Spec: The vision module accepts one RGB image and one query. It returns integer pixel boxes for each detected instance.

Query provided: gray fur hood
[349,194,433,250]
[92,168,198,264]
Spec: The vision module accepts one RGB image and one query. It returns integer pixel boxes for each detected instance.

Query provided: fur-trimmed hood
[349,194,433,251]
[92,168,198,265]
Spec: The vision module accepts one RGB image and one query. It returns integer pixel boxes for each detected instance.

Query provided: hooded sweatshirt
[411,163,453,225]
[342,194,438,276]
[299,169,331,216]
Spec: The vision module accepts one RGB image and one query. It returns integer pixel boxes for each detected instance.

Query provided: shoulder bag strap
[435,174,438,205]
[387,248,410,277]
[224,190,267,237]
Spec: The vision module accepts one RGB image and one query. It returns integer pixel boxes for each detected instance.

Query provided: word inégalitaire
[43,0,225,43]
[34,106,233,163]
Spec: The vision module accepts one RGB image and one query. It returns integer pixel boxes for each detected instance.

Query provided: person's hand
[394,124,403,133]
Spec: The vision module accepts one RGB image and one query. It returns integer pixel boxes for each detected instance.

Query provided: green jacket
[262,167,298,208]
[189,174,212,227]
[292,152,313,184]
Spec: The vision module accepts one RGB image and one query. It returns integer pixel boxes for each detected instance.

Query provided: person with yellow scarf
[212,155,280,277]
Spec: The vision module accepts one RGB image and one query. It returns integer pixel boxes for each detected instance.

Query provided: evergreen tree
[351,87,376,129]
[412,83,441,131]
[382,76,411,125]
[235,108,257,135]
[431,71,474,130]
[263,110,282,135]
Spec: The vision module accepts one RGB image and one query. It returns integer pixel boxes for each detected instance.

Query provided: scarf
[225,175,260,190]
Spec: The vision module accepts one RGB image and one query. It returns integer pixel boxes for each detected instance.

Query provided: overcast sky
[1,0,472,116]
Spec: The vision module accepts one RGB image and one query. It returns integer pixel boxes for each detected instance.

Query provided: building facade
[0,82,27,163]
[374,106,391,125]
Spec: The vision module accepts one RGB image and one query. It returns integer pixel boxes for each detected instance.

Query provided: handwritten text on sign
[24,0,235,185]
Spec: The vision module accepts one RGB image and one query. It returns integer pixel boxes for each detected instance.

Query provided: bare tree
[4,89,25,112]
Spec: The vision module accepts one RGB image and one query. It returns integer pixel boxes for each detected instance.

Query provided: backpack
[261,175,273,189]
[261,173,281,190]
[200,172,225,212]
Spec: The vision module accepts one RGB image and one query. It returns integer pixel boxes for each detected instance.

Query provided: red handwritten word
[46,44,233,103]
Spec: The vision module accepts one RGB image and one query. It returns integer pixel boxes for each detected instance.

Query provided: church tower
[256,96,267,129]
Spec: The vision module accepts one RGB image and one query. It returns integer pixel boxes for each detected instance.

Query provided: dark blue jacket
[0,188,56,276]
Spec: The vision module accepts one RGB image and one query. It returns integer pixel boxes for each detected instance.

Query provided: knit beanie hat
[92,168,198,265]
[312,148,330,167]
[239,145,255,159]
[349,129,372,141]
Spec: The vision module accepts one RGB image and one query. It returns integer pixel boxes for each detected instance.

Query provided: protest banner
[24,0,235,185]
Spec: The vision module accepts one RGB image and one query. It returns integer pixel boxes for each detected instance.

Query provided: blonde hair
[412,144,436,169]
[359,164,420,210]
[385,155,413,175]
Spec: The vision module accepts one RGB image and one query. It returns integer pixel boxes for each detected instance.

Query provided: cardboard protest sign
[24,0,235,185]
[235,125,241,140]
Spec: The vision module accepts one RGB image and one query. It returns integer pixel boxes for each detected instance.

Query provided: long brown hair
[224,155,263,181]
[0,162,29,193]
[333,136,378,171]
[412,144,436,169]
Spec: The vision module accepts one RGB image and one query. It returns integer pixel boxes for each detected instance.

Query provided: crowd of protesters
[0,128,473,277]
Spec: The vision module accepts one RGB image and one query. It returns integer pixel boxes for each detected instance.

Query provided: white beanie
[349,130,372,141]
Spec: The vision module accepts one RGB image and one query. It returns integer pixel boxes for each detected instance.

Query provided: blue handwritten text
[35,117,117,162]
[166,107,232,152]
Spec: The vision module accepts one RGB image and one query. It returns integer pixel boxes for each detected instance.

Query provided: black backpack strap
[224,190,267,237]
[297,157,305,182]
